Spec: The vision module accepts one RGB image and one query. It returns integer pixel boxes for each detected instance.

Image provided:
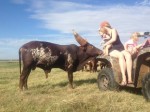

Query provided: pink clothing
[125,39,137,47]
[125,39,137,55]
[142,39,150,47]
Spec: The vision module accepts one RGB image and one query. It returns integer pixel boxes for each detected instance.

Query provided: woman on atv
[99,21,133,85]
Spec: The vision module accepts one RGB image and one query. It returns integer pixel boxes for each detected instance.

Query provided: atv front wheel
[97,68,119,91]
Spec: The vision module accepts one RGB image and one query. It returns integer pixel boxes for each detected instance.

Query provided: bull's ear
[72,30,87,46]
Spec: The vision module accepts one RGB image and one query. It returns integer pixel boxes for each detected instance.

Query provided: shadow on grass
[74,78,96,86]
[119,86,142,96]
[29,78,96,91]
[52,78,97,87]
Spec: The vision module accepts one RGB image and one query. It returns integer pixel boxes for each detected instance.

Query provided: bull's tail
[19,48,22,75]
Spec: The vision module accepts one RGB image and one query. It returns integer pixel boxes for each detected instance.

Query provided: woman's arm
[104,28,117,46]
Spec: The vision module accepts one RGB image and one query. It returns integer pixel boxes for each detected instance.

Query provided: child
[124,32,143,57]
[99,27,112,55]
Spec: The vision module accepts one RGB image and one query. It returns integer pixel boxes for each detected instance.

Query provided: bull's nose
[99,50,103,55]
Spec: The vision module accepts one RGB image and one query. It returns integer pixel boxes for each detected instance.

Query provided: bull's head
[72,30,103,56]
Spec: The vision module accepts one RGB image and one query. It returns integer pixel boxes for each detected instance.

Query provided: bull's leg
[24,70,31,90]
[44,70,51,79]
[19,67,31,90]
[67,72,74,89]
[89,64,92,73]
[19,73,25,91]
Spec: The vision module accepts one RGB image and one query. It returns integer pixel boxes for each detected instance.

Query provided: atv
[97,35,150,101]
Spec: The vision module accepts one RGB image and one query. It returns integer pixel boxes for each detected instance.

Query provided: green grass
[0,61,150,112]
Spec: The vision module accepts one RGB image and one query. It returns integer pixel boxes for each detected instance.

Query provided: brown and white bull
[19,31,103,90]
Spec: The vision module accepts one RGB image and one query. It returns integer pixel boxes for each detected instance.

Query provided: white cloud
[27,1,150,43]
[11,0,150,41]
[2,0,150,59]
[0,38,29,60]
[137,0,150,6]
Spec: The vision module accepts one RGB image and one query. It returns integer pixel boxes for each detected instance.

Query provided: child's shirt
[124,39,137,55]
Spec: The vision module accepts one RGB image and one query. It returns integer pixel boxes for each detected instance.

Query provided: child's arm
[135,44,143,50]
[103,29,117,47]
[124,42,128,51]
[132,44,143,54]
[136,44,143,49]
[104,35,111,40]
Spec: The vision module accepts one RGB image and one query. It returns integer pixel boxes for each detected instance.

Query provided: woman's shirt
[109,33,124,52]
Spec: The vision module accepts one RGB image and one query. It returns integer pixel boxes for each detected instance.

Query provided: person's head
[130,32,140,42]
[98,21,112,38]
[100,21,112,28]
[99,27,107,38]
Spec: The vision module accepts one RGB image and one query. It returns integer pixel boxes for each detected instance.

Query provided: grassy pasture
[0,61,150,112]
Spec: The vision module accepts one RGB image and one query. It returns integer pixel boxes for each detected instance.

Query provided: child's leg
[105,47,109,55]
[105,45,111,55]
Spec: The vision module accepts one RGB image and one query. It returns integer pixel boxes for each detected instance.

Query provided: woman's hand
[103,43,106,48]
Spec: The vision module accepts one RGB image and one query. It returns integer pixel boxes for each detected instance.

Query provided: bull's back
[20,41,64,63]
[21,41,58,49]
[19,41,79,70]
[21,41,78,50]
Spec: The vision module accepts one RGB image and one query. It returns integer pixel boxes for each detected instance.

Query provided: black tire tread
[142,72,150,101]
[97,68,119,91]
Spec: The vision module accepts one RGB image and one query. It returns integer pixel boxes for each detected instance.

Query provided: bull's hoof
[19,88,23,91]
[19,85,23,91]
[24,88,28,91]
[19,86,28,91]
[68,84,74,89]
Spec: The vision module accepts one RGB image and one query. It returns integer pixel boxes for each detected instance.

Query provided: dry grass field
[0,61,150,112]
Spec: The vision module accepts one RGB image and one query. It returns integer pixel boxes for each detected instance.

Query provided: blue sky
[0,0,150,59]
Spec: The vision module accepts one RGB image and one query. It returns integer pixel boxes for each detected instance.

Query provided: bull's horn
[72,30,87,46]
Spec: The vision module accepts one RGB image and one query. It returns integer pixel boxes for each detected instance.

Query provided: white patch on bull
[65,52,73,69]
[30,47,58,65]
